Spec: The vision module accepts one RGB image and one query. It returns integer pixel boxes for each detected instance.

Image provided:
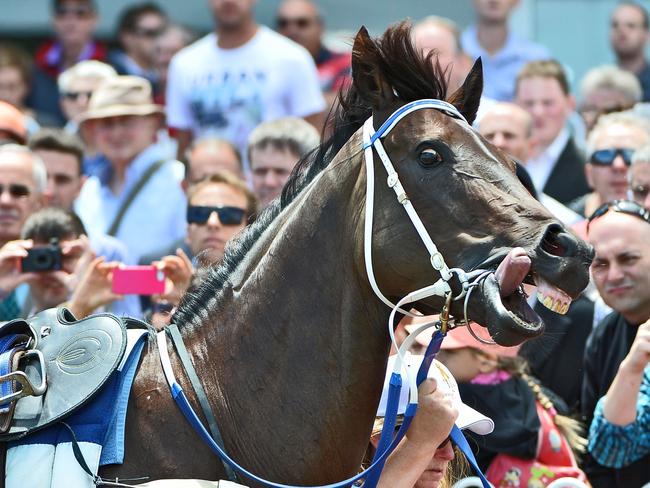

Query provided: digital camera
[21,244,63,273]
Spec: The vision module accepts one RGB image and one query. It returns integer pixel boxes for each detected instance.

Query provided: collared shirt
[34,39,107,79]
[461,26,550,102]
[525,127,570,193]
[588,366,650,469]
[75,143,187,264]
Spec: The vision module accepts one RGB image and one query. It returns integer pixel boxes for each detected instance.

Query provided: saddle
[0,308,128,441]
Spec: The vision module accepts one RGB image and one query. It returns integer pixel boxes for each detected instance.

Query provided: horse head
[350,24,593,346]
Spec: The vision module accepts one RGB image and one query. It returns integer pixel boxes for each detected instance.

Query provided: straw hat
[77,75,164,124]
[376,354,494,435]
[0,101,27,144]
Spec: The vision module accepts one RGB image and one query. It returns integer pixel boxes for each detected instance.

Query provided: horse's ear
[447,57,484,125]
[351,26,396,111]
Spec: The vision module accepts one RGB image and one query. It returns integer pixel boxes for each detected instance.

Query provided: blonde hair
[364,415,470,487]
[497,356,587,455]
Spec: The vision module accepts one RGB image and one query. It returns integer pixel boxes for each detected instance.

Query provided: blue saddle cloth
[8,330,146,466]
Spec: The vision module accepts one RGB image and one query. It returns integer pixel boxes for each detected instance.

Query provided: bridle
[156,99,493,488]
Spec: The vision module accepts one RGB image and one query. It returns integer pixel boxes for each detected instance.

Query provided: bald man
[583,206,650,486]
[412,16,472,94]
[478,102,582,226]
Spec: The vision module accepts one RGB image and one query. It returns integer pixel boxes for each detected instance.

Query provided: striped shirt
[588,365,650,468]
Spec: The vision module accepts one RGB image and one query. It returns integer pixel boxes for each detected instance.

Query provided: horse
[100,23,593,486]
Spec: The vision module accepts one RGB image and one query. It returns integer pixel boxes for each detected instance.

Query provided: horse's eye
[419,148,443,167]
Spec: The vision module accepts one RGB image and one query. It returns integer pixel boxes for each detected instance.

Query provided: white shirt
[525,127,570,193]
[166,27,326,172]
[75,143,187,264]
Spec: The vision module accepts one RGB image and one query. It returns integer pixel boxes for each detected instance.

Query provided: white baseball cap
[377,354,494,436]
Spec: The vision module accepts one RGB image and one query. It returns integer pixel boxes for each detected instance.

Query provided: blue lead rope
[364,330,490,488]
[167,327,490,488]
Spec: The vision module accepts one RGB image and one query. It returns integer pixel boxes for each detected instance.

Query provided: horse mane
[173,21,449,328]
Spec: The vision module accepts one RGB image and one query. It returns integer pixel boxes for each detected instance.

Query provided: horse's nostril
[540,223,576,258]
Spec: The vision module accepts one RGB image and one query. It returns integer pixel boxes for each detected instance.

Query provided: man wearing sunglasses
[35,0,105,80]
[628,143,650,210]
[0,145,48,322]
[184,172,255,265]
[570,111,650,218]
[275,0,351,109]
[109,3,168,91]
[582,200,650,487]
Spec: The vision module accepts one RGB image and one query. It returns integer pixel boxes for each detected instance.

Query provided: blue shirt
[588,365,650,468]
[75,143,187,264]
[461,26,551,102]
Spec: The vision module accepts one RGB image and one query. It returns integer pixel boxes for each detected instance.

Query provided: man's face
[478,107,532,162]
[89,115,158,168]
[610,4,648,59]
[186,183,248,263]
[589,212,650,324]
[472,0,519,24]
[209,0,256,30]
[250,145,299,208]
[0,67,28,109]
[580,87,634,133]
[35,149,84,211]
[515,76,574,150]
[0,152,42,245]
[187,143,243,184]
[276,0,321,56]
[128,12,167,64]
[52,0,97,48]
[155,29,187,78]
[412,24,469,92]
[629,162,650,209]
[586,123,649,203]
[29,236,82,311]
[60,76,97,122]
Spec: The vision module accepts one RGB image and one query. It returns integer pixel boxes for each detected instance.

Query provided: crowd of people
[0,0,649,486]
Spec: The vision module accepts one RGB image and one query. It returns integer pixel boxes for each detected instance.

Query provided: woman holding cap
[435,326,588,487]
[365,354,494,487]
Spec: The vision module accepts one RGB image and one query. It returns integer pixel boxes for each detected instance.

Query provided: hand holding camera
[0,239,39,297]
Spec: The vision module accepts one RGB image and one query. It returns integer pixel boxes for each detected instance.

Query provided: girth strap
[166,324,238,482]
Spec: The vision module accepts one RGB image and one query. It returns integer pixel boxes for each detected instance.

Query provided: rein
[157,99,492,488]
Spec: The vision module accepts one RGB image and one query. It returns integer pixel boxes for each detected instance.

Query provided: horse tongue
[495,247,531,297]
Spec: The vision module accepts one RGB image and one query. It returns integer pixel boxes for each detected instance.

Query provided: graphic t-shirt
[166,26,325,169]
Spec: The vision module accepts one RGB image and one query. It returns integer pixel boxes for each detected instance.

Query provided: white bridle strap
[362,99,468,312]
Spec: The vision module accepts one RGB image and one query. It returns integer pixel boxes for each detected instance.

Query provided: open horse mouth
[446,225,593,347]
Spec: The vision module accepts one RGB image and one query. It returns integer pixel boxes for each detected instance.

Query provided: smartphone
[112,266,165,295]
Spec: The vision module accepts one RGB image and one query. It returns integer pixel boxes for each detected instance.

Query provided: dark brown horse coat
[98,23,592,486]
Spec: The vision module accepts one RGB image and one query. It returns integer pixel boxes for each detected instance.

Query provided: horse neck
[185,134,392,483]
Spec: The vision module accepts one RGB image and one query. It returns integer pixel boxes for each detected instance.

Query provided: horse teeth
[536,290,571,315]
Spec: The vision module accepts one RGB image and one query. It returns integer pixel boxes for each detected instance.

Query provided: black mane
[173,22,449,327]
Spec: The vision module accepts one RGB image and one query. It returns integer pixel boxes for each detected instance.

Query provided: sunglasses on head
[0,183,31,199]
[590,148,635,166]
[186,205,246,226]
[276,16,314,29]
[587,199,650,230]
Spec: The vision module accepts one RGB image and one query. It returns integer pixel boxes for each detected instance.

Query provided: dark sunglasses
[587,199,650,230]
[0,183,31,198]
[276,16,314,29]
[186,205,246,226]
[135,27,164,38]
[590,148,635,166]
[54,5,93,17]
[61,91,93,101]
